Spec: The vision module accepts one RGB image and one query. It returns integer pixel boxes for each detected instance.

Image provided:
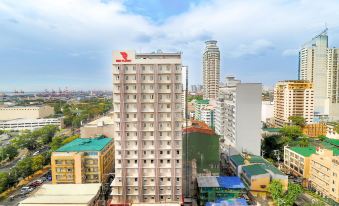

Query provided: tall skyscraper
[110,51,183,204]
[203,40,220,99]
[273,80,314,127]
[299,29,339,120]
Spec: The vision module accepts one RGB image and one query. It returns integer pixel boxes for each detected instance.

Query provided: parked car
[28,181,42,187]
[20,186,33,194]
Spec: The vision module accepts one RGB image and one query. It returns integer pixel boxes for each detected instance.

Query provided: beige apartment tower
[203,40,220,99]
[110,51,183,204]
[274,80,314,127]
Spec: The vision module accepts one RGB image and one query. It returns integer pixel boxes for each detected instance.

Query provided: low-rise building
[0,118,63,131]
[19,184,101,206]
[81,116,114,138]
[284,146,314,179]
[229,153,288,198]
[0,105,54,121]
[197,176,246,206]
[302,123,327,138]
[310,148,339,203]
[51,136,114,184]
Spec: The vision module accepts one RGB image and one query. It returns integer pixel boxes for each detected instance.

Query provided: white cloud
[282,48,299,56]
[1,0,339,89]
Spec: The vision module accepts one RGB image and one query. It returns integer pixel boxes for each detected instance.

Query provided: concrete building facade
[0,118,63,131]
[203,40,220,99]
[81,116,114,138]
[220,83,262,156]
[51,137,114,184]
[111,51,183,204]
[274,80,314,127]
[0,105,54,121]
[299,29,339,120]
[310,148,339,202]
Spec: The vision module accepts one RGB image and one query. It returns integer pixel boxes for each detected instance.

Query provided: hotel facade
[111,51,183,204]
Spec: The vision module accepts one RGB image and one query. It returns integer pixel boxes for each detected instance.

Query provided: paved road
[0,171,51,206]
[0,158,20,172]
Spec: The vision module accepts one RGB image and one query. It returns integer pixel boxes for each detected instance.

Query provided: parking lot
[0,171,51,206]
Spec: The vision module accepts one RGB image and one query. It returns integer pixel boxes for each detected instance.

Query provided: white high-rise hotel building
[299,29,339,120]
[111,51,183,204]
[203,40,220,99]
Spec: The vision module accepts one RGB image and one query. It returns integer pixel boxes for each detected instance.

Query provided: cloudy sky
[1,0,339,91]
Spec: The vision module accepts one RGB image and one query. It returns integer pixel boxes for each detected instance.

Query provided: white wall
[235,83,262,156]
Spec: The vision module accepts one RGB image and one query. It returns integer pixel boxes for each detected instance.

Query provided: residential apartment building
[194,99,209,120]
[0,118,63,131]
[299,29,339,120]
[220,83,262,156]
[310,148,339,202]
[111,51,183,204]
[51,137,114,184]
[215,76,241,136]
[199,106,214,128]
[274,80,314,127]
[0,105,54,121]
[182,66,188,119]
[203,40,220,99]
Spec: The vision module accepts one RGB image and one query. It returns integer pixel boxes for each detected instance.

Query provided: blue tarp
[206,198,248,206]
[217,176,245,189]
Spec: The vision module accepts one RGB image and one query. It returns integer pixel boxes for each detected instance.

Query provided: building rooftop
[230,154,284,176]
[262,128,281,133]
[197,176,245,189]
[242,164,268,178]
[56,136,112,152]
[195,99,209,104]
[19,183,101,205]
[290,146,316,157]
[85,116,114,126]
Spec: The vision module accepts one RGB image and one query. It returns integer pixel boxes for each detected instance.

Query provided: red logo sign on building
[116,52,131,62]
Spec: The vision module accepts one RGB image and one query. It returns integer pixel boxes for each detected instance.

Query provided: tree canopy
[288,116,306,127]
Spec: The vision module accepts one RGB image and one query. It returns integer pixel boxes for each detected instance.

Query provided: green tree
[16,157,33,178]
[50,136,65,151]
[62,134,80,145]
[31,155,45,171]
[288,116,306,127]
[268,180,284,204]
[335,124,339,133]
[317,135,327,141]
[3,145,18,161]
[0,172,9,193]
[298,138,310,147]
[280,125,303,140]
[283,183,303,206]
[11,132,41,150]
[0,130,4,135]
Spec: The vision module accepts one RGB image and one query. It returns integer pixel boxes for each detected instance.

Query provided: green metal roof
[230,154,284,176]
[195,99,209,104]
[56,137,112,152]
[324,138,339,147]
[242,164,268,178]
[230,155,245,167]
[262,128,281,132]
[290,146,316,157]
